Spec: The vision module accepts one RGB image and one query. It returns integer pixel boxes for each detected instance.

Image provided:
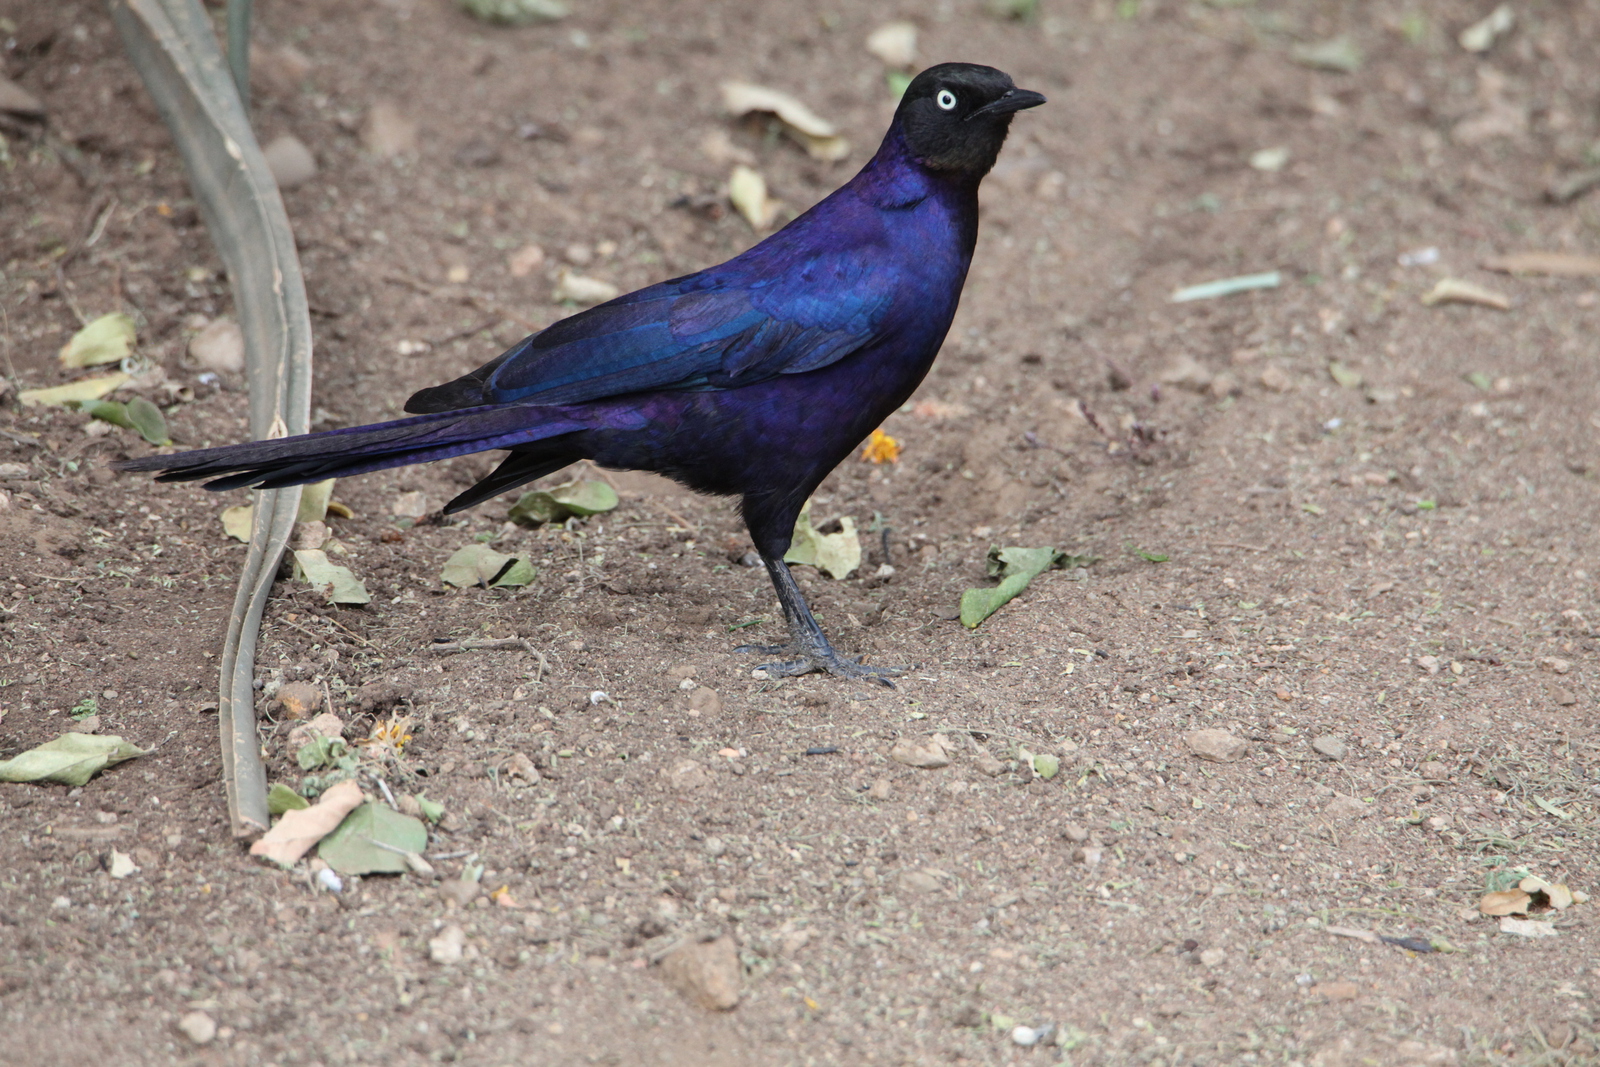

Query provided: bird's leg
[735,553,900,686]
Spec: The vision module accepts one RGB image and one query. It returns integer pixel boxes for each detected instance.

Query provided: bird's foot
[735,642,901,687]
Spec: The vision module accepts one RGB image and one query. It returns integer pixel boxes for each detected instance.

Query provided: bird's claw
[736,642,901,687]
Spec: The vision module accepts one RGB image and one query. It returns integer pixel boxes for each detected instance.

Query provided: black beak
[968,87,1047,120]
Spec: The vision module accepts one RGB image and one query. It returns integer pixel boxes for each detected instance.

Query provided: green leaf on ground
[59,312,137,368]
[0,733,148,787]
[416,794,446,823]
[961,546,1069,628]
[1464,371,1494,392]
[1136,550,1171,563]
[267,783,310,814]
[1291,35,1362,72]
[440,544,537,588]
[292,549,371,604]
[784,499,861,580]
[318,801,429,875]
[76,397,169,444]
[508,479,618,526]
[296,735,348,770]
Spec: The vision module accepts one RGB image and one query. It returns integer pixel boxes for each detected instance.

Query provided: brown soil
[3,0,1599,1064]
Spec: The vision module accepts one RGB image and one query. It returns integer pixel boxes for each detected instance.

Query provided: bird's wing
[411,247,896,412]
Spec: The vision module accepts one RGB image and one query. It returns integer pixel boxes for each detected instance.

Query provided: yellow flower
[860,428,901,464]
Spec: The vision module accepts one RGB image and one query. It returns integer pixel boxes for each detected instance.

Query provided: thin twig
[429,636,550,680]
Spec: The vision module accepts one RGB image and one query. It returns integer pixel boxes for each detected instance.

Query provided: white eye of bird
[936,89,957,111]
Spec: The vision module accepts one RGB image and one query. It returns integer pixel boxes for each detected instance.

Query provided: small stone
[1259,364,1293,392]
[1324,793,1369,821]
[286,711,344,749]
[864,21,917,67]
[438,880,482,908]
[1073,845,1104,866]
[390,490,429,518]
[1208,371,1241,398]
[0,74,45,119]
[107,849,139,879]
[1310,735,1346,760]
[362,101,417,157]
[1198,947,1227,967]
[275,681,323,720]
[1499,917,1559,938]
[890,733,952,769]
[660,935,741,1011]
[1159,354,1213,392]
[507,243,545,278]
[1061,823,1090,843]
[428,923,466,962]
[1419,760,1448,780]
[974,750,1005,776]
[1184,728,1246,763]
[1542,656,1573,675]
[897,868,942,894]
[688,687,722,716]
[262,134,317,188]
[1415,655,1441,674]
[68,714,101,734]
[667,663,698,680]
[563,242,594,266]
[1057,738,1079,755]
[666,758,713,792]
[1318,980,1361,1001]
[188,318,245,373]
[1553,687,1578,707]
[504,752,540,784]
[866,777,892,800]
[177,1011,216,1045]
[703,836,727,858]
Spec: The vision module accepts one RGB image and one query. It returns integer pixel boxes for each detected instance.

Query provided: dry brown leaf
[720,81,849,161]
[1421,278,1511,310]
[249,779,364,867]
[1478,888,1532,916]
[1547,883,1575,910]
[1483,252,1600,277]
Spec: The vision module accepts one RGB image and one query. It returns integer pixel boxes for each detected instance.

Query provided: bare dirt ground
[3,0,1599,1063]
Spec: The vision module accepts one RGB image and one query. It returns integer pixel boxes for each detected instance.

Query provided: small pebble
[428,924,466,964]
[666,758,713,792]
[189,318,245,373]
[1010,1023,1054,1047]
[262,134,317,188]
[1311,736,1346,760]
[438,879,482,907]
[177,1011,217,1045]
[890,734,952,769]
[1185,728,1246,763]
[660,935,741,1010]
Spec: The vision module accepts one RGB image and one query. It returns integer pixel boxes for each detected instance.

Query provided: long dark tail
[114,403,587,512]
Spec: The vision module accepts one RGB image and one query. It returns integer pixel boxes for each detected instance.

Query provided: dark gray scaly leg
[735,552,900,686]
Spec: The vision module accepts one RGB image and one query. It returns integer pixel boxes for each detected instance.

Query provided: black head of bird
[896,62,1047,176]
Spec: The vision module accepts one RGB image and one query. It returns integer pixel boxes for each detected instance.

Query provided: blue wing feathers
[471,196,894,409]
